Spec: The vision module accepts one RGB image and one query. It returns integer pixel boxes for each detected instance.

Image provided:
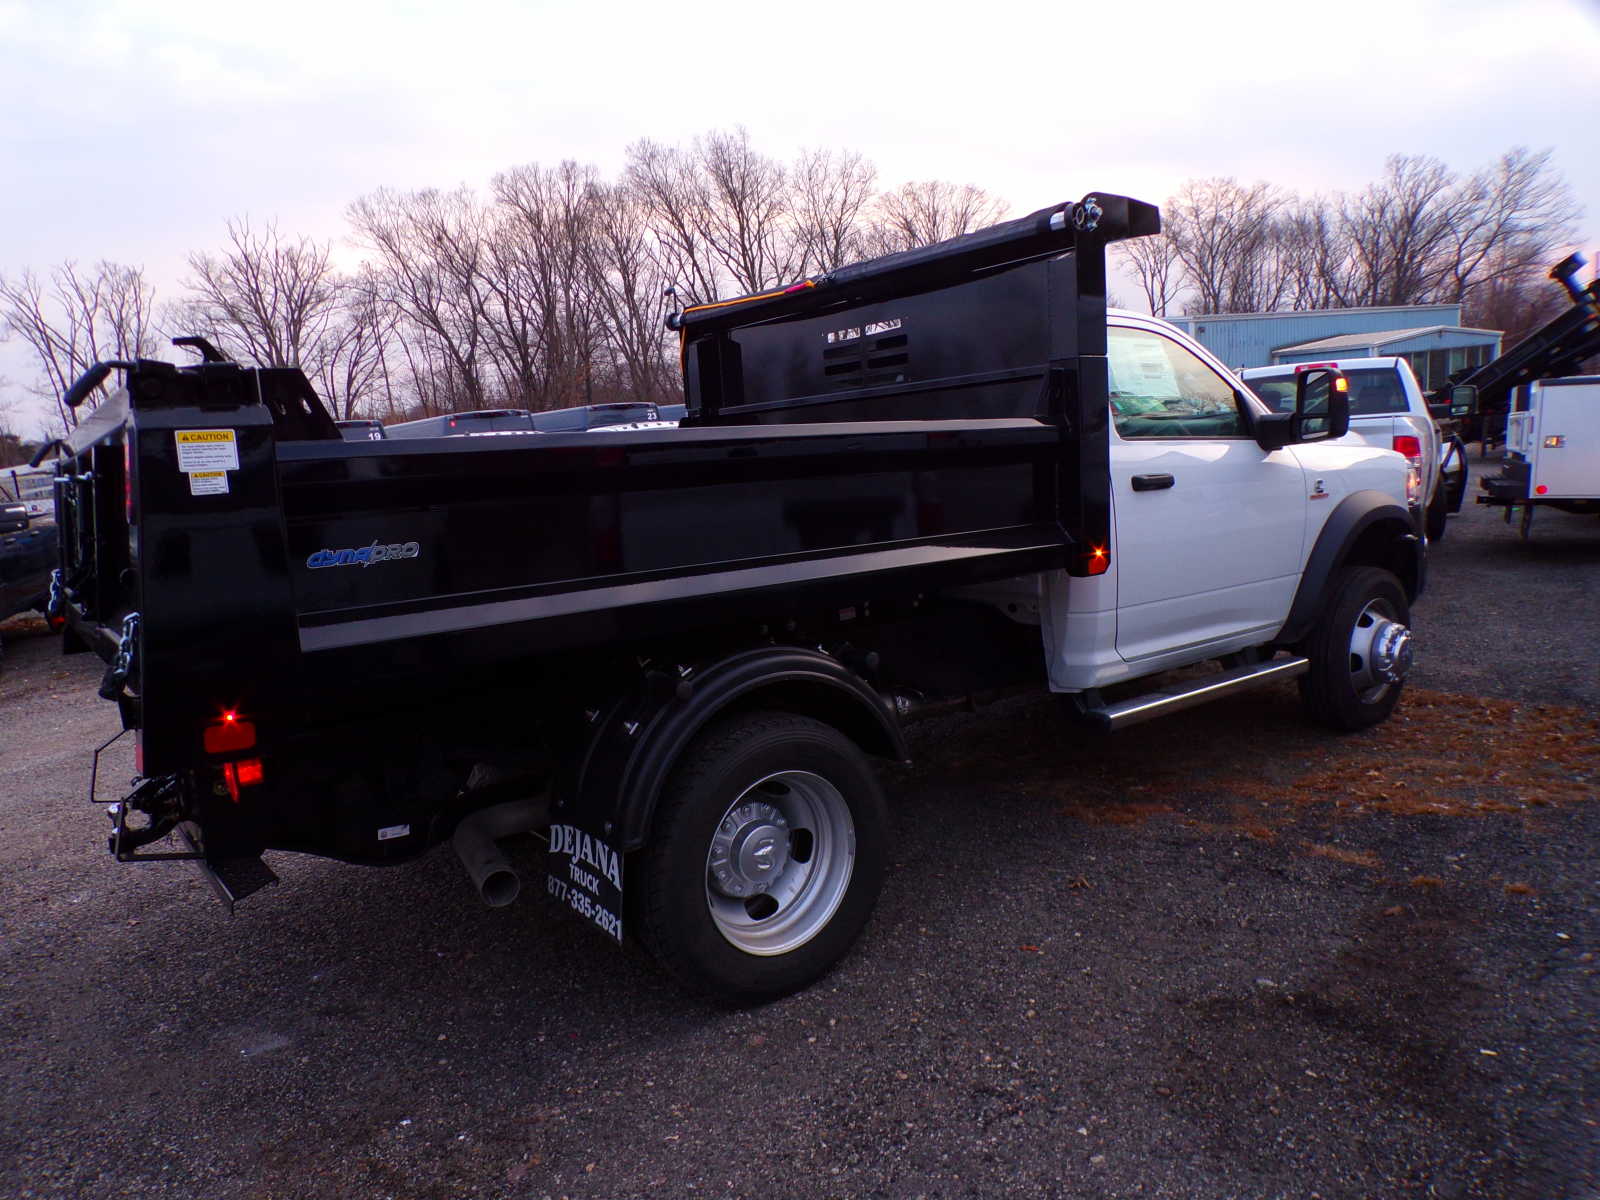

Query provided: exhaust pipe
[452,795,550,908]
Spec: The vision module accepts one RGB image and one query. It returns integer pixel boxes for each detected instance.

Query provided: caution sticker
[188,471,229,496]
[175,429,240,473]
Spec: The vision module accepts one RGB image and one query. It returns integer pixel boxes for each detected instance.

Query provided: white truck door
[1108,324,1308,663]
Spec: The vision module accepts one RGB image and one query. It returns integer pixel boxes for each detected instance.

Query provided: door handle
[1131,473,1175,492]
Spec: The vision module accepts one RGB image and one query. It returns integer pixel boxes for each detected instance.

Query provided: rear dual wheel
[632,711,887,1004]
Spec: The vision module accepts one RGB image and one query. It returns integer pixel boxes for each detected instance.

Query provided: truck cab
[1034,318,1418,688]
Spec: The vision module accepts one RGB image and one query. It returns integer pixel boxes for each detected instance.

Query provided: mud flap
[1441,435,1469,514]
[545,821,625,943]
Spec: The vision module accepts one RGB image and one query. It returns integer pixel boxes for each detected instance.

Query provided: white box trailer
[1479,376,1600,537]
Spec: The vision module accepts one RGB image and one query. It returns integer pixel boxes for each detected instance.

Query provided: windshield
[1245,366,1408,416]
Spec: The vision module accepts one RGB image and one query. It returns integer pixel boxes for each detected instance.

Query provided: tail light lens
[1393,435,1422,460]
[221,758,264,803]
[204,710,257,754]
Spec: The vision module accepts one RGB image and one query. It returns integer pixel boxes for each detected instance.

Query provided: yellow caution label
[175,429,240,473]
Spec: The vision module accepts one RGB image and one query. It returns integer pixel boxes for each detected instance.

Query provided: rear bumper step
[1082,656,1310,732]
[176,826,279,912]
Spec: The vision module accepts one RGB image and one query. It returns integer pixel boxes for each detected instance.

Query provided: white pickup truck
[1019,315,1424,733]
[1241,356,1467,541]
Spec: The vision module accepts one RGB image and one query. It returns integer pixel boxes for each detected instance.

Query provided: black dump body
[53,192,1156,865]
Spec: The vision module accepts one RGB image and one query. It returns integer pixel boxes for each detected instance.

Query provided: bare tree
[1119,232,1182,316]
[314,282,396,419]
[490,161,609,409]
[625,130,809,302]
[626,138,730,306]
[865,180,1008,254]
[1446,147,1578,310]
[1273,197,1351,310]
[1164,178,1288,314]
[1337,155,1464,307]
[0,261,157,431]
[693,128,804,293]
[181,219,343,371]
[584,180,676,406]
[348,187,493,411]
[791,148,877,274]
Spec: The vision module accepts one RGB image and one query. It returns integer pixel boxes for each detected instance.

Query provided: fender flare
[554,645,906,853]
[1277,490,1424,645]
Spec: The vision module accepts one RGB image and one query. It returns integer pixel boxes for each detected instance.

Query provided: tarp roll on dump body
[668,194,1160,338]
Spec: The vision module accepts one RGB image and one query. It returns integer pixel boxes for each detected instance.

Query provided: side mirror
[1293,366,1350,442]
[1450,384,1478,417]
[1257,367,1351,450]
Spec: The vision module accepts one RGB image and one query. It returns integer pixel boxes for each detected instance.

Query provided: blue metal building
[1161,304,1503,391]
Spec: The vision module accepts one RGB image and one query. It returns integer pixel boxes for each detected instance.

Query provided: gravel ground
[1,478,1596,1200]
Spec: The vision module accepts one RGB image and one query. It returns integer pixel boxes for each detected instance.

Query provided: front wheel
[1298,565,1413,731]
[632,711,888,1004]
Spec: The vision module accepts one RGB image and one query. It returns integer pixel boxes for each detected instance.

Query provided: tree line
[1123,148,1578,341]
[0,129,1008,437]
[0,133,1581,440]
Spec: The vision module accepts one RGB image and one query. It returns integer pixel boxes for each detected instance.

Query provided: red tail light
[1084,545,1110,576]
[221,758,264,802]
[1393,435,1422,459]
[204,711,257,755]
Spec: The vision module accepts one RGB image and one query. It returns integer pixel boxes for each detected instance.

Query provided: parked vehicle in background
[1242,356,1467,541]
[1432,255,1600,453]
[385,404,674,440]
[1477,376,1600,538]
[1,468,59,642]
[334,419,386,442]
[1,499,58,630]
[384,409,536,439]
[1,465,58,519]
[533,402,663,432]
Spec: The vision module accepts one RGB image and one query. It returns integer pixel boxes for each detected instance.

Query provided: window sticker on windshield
[1108,332,1178,398]
[188,471,229,496]
[175,429,240,473]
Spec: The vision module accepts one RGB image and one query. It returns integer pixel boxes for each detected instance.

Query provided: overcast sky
[3,0,1598,432]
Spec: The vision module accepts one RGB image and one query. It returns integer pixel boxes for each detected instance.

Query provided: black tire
[1425,489,1448,542]
[1298,565,1412,731]
[632,710,887,1004]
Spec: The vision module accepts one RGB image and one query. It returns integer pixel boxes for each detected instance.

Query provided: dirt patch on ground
[908,683,1598,862]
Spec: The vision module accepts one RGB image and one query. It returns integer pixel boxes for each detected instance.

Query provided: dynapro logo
[306,540,421,569]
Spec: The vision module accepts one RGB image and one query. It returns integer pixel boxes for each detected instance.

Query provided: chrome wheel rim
[704,770,855,956]
[1347,598,1412,703]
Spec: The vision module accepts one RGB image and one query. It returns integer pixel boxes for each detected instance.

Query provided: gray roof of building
[1169,303,1457,325]
[1274,325,1499,354]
